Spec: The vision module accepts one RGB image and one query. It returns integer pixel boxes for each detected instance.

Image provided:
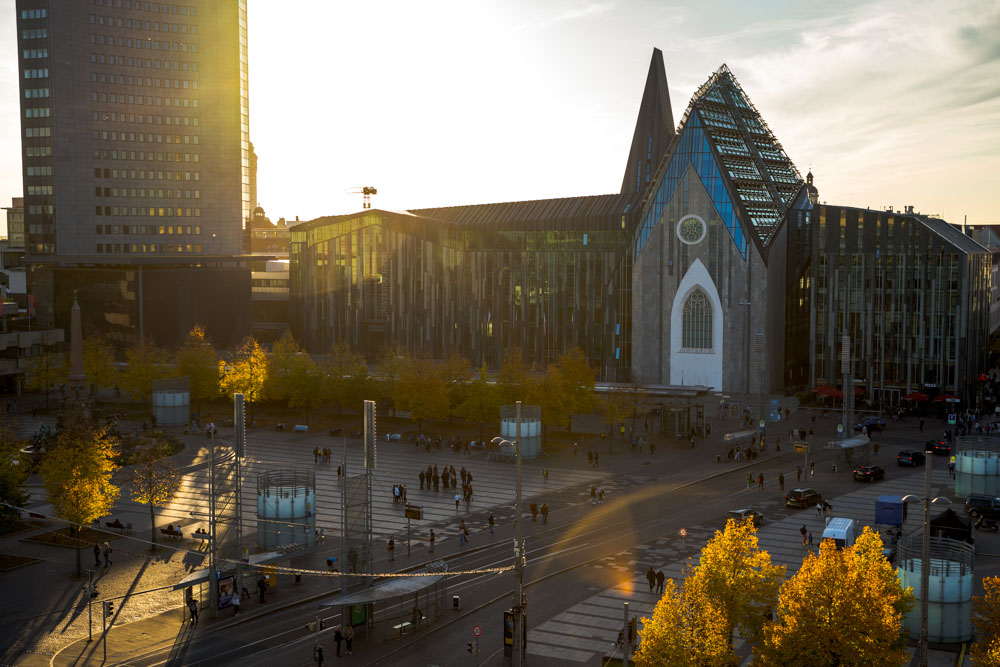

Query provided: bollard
[453,595,461,610]
[295,572,302,584]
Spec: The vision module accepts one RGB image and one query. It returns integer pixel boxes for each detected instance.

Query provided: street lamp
[491,399,525,667]
[902,448,952,667]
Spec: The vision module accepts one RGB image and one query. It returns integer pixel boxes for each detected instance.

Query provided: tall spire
[67,292,87,389]
[620,48,675,196]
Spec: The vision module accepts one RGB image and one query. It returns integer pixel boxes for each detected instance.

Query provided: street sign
[794,442,809,454]
[473,624,482,637]
[405,504,422,520]
[679,528,687,537]
[947,413,957,425]
[837,423,844,435]
[759,419,765,429]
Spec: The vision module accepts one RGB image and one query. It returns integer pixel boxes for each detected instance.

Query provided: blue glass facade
[634,113,747,260]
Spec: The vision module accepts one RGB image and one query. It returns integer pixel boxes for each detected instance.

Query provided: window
[682,289,713,351]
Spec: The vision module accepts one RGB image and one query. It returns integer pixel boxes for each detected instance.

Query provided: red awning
[903,391,929,402]
[933,394,961,403]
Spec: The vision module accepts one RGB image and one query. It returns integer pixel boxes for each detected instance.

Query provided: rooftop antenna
[346,186,378,209]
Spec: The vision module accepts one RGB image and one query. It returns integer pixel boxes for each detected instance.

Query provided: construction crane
[346,186,378,209]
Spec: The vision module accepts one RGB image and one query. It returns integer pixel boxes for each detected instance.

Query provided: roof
[915,216,989,255]
[318,571,448,607]
[410,193,638,229]
[620,48,675,195]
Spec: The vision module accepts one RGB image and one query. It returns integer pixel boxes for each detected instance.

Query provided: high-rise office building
[14,1,252,348]
[15,0,249,259]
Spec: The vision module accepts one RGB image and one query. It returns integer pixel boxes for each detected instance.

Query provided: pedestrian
[746,473,753,490]
[530,503,538,522]
[949,460,956,478]
[778,472,785,491]
[587,450,594,466]
[93,543,101,567]
[590,485,597,504]
[594,452,599,468]
[758,472,764,490]
[646,566,656,592]
[419,469,425,489]
[232,590,241,615]
[796,465,802,482]
[187,598,199,624]
[816,502,823,519]
[800,524,807,545]
[824,500,833,517]
[102,541,112,568]
[809,460,815,478]
[873,442,879,456]
[919,418,925,433]
[655,570,665,594]
[598,486,605,503]
[488,511,495,535]
[387,536,395,561]
[649,442,655,456]
[808,531,814,547]
[454,492,461,510]
[314,644,324,666]
[542,468,549,483]
[257,576,268,602]
[429,529,436,552]
[461,520,470,544]
[541,503,549,524]
[573,442,578,457]
[313,447,320,463]
[337,465,342,483]
[333,625,344,657]
[344,623,354,655]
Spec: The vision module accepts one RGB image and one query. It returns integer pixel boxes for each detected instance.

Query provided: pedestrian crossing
[527,467,952,663]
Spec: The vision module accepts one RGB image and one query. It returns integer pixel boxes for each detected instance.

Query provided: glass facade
[290,202,636,380]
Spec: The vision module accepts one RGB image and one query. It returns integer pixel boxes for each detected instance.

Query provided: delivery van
[821,517,857,548]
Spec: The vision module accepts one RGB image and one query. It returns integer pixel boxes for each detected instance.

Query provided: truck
[821,517,858,549]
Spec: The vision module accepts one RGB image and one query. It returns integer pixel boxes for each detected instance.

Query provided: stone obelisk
[66,292,87,393]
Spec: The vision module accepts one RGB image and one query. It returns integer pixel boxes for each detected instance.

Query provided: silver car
[726,508,764,527]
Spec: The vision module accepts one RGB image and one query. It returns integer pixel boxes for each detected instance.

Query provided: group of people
[589,484,605,504]
[92,541,112,568]
[629,437,656,455]
[645,567,667,594]
[416,464,477,510]
[528,502,549,523]
[313,447,335,464]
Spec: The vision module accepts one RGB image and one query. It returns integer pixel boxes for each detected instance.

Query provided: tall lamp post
[492,400,524,667]
[902,448,952,667]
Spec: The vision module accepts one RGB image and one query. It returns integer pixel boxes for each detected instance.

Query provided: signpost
[470,625,482,666]
[679,527,687,546]
[795,442,809,475]
[405,504,422,557]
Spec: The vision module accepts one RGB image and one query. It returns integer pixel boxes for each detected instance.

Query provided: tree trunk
[149,501,157,548]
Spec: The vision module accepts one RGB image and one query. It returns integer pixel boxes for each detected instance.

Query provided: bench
[160,528,183,540]
[293,424,309,433]
[392,621,412,635]
[190,532,210,543]
[107,520,132,534]
[28,511,48,524]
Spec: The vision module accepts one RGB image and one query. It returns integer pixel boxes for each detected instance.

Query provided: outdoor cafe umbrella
[933,394,961,403]
[903,391,929,402]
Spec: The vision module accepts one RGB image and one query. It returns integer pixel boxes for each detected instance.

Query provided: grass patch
[0,553,41,572]
[21,526,121,549]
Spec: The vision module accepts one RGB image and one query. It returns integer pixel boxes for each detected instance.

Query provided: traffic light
[467,642,474,654]
[319,618,325,630]
[104,600,114,616]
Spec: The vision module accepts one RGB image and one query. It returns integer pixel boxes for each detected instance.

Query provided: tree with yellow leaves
[175,325,219,416]
[39,406,120,575]
[120,341,168,402]
[971,576,1000,666]
[687,518,786,654]
[126,443,180,548]
[25,350,66,409]
[634,577,730,667]
[219,336,268,422]
[755,527,913,666]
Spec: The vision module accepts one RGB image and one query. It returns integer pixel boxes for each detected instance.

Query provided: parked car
[965,494,1000,519]
[853,465,886,482]
[926,439,951,456]
[726,508,764,527]
[855,416,887,433]
[897,450,926,466]
[785,488,822,508]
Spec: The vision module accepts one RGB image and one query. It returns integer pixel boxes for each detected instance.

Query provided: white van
[821,518,857,548]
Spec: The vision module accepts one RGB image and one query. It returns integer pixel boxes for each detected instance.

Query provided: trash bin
[295,572,302,584]
[453,595,461,610]
[716,455,721,463]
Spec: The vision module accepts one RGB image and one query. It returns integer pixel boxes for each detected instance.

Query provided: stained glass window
[682,289,713,350]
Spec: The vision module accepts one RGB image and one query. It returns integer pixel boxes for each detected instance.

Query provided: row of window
[28,204,54,214]
[27,185,54,195]
[91,0,198,17]
[22,29,47,39]
[94,167,200,181]
[89,14,198,35]
[25,127,51,137]
[90,92,200,108]
[20,9,47,19]
[26,146,53,157]
[23,48,48,59]
[96,206,201,217]
[93,112,198,126]
[25,87,49,98]
[90,33,198,53]
[93,131,199,144]
[24,68,49,79]
[25,107,50,118]
[96,243,204,254]
[26,166,52,176]
[90,72,199,89]
[90,54,197,71]
[94,187,201,199]
[97,224,201,235]
[91,149,200,163]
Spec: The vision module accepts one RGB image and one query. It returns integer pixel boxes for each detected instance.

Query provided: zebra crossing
[526,467,950,663]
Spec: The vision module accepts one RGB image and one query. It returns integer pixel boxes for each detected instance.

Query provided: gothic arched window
[682,288,713,350]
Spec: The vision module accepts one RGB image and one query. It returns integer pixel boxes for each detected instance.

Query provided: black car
[965,494,1000,519]
[897,450,926,466]
[785,488,822,508]
[927,439,951,456]
[855,417,887,433]
[853,465,886,482]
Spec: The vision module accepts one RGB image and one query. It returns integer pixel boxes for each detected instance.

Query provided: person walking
[433,470,440,492]
[530,503,538,522]
[649,442,655,456]
[542,468,549,484]
[102,541,112,568]
[809,460,815,478]
[419,469,425,489]
[646,566,656,592]
[187,598,199,624]
[816,502,823,519]
[796,465,802,482]
[778,472,785,491]
[541,503,549,525]
[344,623,354,655]
[598,486,605,504]
[454,492,461,510]
[808,531,814,548]
[746,473,753,490]
[93,543,102,567]
[573,442,578,457]
[257,576,268,603]
[800,524,807,546]
[594,452,599,468]
[460,520,470,545]
[488,512,495,535]
[333,625,344,657]
[232,590,241,615]
[757,472,765,490]
[387,536,395,561]
[428,529,436,552]
[587,450,593,466]
[590,485,597,504]
[313,447,320,464]
[655,570,665,594]
[314,644,324,666]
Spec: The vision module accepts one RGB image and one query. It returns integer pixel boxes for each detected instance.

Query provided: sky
[1,0,998,227]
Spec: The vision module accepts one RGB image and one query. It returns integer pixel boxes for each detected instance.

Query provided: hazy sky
[1,0,998,226]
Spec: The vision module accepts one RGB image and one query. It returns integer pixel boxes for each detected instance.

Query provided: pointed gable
[620,48,675,196]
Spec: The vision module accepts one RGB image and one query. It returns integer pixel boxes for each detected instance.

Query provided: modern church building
[290,49,992,405]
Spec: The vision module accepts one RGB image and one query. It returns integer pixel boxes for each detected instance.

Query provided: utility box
[875,495,907,526]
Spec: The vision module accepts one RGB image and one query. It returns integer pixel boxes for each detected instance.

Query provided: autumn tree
[396,355,449,432]
[83,336,118,398]
[40,407,120,575]
[635,578,729,667]
[971,576,1000,666]
[286,352,324,425]
[531,346,596,432]
[456,365,501,442]
[324,342,369,414]
[126,444,180,548]
[219,336,268,422]
[756,528,912,666]
[439,351,471,415]
[120,341,168,402]
[263,331,302,405]
[687,518,785,656]
[377,346,410,416]
[599,386,632,450]
[25,350,66,409]
[496,347,528,406]
[0,412,29,529]
[175,325,219,416]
